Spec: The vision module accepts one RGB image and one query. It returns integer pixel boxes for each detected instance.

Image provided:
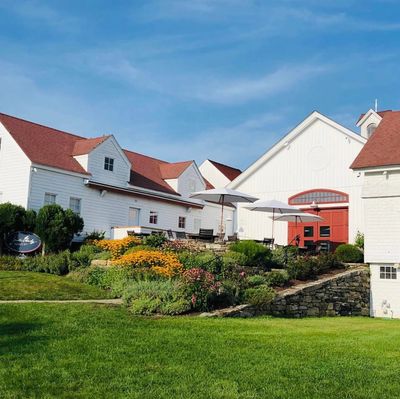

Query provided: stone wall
[201,267,370,318]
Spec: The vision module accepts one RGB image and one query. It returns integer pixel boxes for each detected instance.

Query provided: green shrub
[85,230,106,241]
[229,240,272,268]
[271,246,299,268]
[22,251,71,275]
[93,251,112,260]
[246,275,267,287]
[354,231,364,250]
[70,244,99,269]
[177,251,222,273]
[0,255,24,271]
[264,270,290,287]
[144,234,167,248]
[123,279,190,315]
[124,245,152,255]
[243,286,275,309]
[335,244,364,263]
[222,251,248,270]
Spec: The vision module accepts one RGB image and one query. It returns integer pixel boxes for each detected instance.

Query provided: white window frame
[69,197,82,215]
[44,193,57,205]
[380,266,397,280]
[149,211,158,225]
[178,216,186,229]
[104,157,114,172]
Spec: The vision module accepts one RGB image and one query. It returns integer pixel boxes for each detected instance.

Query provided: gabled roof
[230,110,366,189]
[356,109,392,125]
[208,159,242,181]
[160,161,193,179]
[72,136,111,156]
[0,112,89,175]
[351,111,400,170]
[0,112,202,197]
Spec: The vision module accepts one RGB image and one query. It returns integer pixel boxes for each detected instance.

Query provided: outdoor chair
[166,229,175,240]
[175,231,187,240]
[198,229,215,242]
[262,237,275,248]
[227,232,238,242]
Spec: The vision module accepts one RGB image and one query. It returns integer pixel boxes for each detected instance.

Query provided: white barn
[0,112,235,239]
[351,109,400,318]
[229,111,367,251]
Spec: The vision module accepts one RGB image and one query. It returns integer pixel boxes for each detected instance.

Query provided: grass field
[0,271,111,300]
[1,303,399,399]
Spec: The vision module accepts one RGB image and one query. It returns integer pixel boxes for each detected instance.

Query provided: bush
[222,251,248,271]
[229,240,272,268]
[123,279,190,315]
[93,236,142,259]
[264,270,290,287]
[243,286,275,309]
[246,275,267,287]
[124,245,152,255]
[113,250,183,277]
[0,255,24,271]
[354,231,364,250]
[144,234,167,248]
[335,244,364,263]
[22,251,71,275]
[181,268,220,311]
[70,244,99,269]
[271,246,299,268]
[85,230,106,241]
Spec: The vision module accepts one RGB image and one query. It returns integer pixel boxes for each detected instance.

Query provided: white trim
[102,135,132,169]
[356,109,382,127]
[31,163,90,178]
[229,111,366,189]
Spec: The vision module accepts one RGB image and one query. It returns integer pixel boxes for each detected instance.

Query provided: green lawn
[0,271,111,300]
[1,304,399,398]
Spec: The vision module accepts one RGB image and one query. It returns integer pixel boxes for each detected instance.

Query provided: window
[178,216,186,229]
[367,123,377,138]
[319,226,330,237]
[289,189,348,205]
[380,266,397,280]
[149,211,158,224]
[44,193,56,205]
[69,197,81,215]
[104,157,114,171]
[304,226,314,237]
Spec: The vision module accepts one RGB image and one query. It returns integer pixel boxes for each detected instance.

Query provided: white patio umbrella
[190,188,258,239]
[271,212,324,245]
[244,199,301,239]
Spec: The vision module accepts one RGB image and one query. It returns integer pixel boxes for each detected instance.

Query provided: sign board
[5,231,42,254]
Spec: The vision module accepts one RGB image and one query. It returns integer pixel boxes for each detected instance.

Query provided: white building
[0,112,234,239]
[351,109,400,318]
[229,111,367,251]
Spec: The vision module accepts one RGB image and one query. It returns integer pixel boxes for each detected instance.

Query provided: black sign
[6,231,42,254]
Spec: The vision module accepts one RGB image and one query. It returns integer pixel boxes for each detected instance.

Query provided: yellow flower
[113,250,183,277]
[93,236,142,259]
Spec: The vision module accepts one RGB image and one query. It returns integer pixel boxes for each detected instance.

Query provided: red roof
[0,112,197,196]
[351,111,400,169]
[208,159,241,181]
[356,110,392,124]
[160,161,193,179]
[73,136,110,156]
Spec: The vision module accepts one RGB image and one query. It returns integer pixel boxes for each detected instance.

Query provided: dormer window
[367,123,377,138]
[104,157,114,171]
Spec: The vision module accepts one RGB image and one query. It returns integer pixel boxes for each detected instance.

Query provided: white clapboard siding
[199,160,231,188]
[28,166,211,238]
[231,116,365,243]
[87,136,131,187]
[370,264,400,318]
[0,122,31,207]
[177,163,206,198]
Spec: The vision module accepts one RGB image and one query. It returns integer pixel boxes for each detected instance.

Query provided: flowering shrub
[93,236,142,259]
[181,268,220,310]
[162,240,203,253]
[113,250,183,277]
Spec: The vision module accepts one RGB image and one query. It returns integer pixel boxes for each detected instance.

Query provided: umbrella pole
[272,208,275,240]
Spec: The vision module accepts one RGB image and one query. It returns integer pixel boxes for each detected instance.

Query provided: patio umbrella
[190,188,258,240]
[271,212,324,245]
[244,199,301,239]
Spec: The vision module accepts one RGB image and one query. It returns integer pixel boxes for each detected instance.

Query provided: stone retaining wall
[201,267,370,318]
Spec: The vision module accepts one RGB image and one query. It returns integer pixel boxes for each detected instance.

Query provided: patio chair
[198,229,215,242]
[166,229,175,240]
[227,233,238,242]
[262,237,275,248]
[175,231,187,240]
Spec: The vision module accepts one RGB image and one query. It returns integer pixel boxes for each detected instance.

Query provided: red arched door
[288,189,349,251]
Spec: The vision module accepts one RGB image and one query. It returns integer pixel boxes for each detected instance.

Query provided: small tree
[0,202,27,255]
[35,204,84,255]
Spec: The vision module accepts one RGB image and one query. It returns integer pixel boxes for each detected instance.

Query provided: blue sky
[1,0,400,170]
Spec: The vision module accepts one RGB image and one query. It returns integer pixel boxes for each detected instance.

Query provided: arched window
[367,123,376,138]
[289,189,348,205]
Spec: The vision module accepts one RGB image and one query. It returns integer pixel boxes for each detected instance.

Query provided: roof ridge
[209,159,241,171]
[0,112,86,140]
